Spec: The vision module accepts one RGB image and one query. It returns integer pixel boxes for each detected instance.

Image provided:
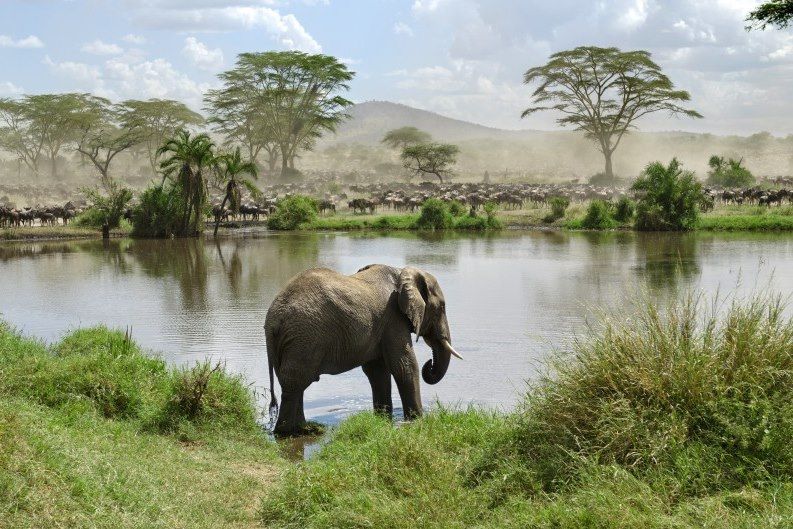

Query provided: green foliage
[580,199,617,229]
[78,181,133,229]
[613,196,636,222]
[401,142,459,183]
[544,196,570,223]
[632,158,704,231]
[131,184,184,238]
[415,198,453,230]
[747,0,793,30]
[706,155,755,187]
[447,199,466,217]
[698,213,793,231]
[267,195,318,230]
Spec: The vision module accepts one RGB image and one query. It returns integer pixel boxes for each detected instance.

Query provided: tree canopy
[522,46,702,180]
[381,126,432,150]
[209,51,354,177]
[401,142,459,183]
[747,0,793,30]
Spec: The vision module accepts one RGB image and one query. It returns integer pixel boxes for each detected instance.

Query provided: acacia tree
[73,95,142,187]
[381,126,432,150]
[0,98,44,176]
[119,99,204,175]
[747,0,793,29]
[205,86,280,174]
[211,51,354,177]
[401,143,459,183]
[522,46,702,180]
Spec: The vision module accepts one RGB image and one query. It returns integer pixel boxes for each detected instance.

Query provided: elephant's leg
[387,352,423,421]
[274,389,306,436]
[362,357,393,417]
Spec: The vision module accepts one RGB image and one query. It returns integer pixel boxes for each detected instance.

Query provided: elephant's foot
[273,419,325,438]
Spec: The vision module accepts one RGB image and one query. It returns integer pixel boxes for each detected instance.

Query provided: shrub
[544,196,570,223]
[707,156,755,188]
[580,199,616,229]
[613,196,636,222]
[480,294,793,494]
[267,195,318,230]
[150,361,259,438]
[588,172,617,185]
[447,200,466,217]
[415,198,453,230]
[78,182,133,229]
[632,158,704,231]
[131,184,184,238]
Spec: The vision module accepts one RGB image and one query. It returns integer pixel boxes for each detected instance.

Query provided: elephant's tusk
[444,340,463,360]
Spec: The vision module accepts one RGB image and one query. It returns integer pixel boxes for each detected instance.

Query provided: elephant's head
[398,267,462,385]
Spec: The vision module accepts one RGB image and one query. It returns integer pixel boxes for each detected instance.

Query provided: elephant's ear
[398,267,427,335]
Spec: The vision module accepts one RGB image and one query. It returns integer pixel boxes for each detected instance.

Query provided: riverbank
[2,294,792,527]
[2,203,792,242]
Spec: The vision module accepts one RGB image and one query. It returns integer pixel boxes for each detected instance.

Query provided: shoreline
[2,208,793,243]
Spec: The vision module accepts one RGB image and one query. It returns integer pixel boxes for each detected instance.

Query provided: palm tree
[157,129,216,236]
[212,147,259,237]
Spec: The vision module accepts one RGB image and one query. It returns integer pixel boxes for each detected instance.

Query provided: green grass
[698,214,793,231]
[260,294,793,528]
[307,212,502,231]
[0,323,280,528]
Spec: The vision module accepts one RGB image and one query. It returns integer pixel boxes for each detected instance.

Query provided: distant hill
[313,101,792,178]
[325,100,536,145]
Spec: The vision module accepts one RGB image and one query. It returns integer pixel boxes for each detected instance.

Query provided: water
[1,230,792,429]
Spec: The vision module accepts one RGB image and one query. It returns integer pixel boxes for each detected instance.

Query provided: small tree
[79,181,133,229]
[212,147,259,237]
[267,195,318,230]
[522,46,702,180]
[747,1,793,30]
[381,127,432,150]
[157,130,216,237]
[632,158,703,231]
[706,156,755,187]
[401,142,458,183]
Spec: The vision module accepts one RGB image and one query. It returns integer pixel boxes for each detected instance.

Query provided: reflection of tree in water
[0,239,134,273]
[128,238,209,312]
[634,232,700,292]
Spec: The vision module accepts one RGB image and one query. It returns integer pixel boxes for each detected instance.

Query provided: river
[1,229,791,428]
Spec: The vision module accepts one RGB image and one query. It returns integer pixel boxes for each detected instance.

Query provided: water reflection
[0,229,790,426]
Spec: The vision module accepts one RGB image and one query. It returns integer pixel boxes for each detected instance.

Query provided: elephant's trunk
[421,339,461,385]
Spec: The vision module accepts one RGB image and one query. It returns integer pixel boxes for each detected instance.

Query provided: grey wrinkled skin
[264,264,458,436]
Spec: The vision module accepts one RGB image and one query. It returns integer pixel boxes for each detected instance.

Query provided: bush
[588,172,618,185]
[482,294,793,495]
[267,195,318,230]
[613,196,636,222]
[707,156,755,188]
[632,158,704,231]
[78,182,133,229]
[544,196,570,223]
[580,199,616,229]
[131,184,184,238]
[415,198,453,230]
[150,361,259,439]
[447,200,466,217]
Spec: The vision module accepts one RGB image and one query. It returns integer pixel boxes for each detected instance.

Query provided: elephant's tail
[264,322,279,422]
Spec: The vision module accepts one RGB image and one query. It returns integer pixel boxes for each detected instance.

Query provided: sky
[0,0,791,135]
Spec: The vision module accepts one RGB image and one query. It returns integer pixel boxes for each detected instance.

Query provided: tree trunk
[604,150,614,181]
[50,155,57,179]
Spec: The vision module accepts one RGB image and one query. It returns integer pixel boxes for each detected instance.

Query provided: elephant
[264,264,462,436]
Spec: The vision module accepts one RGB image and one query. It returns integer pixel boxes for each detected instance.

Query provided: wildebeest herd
[2,181,792,229]
[0,202,81,228]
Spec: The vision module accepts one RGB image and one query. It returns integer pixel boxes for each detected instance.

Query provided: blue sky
[1,1,791,135]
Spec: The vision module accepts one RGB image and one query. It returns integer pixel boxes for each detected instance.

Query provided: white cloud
[393,22,414,36]
[131,6,322,53]
[182,37,224,71]
[122,34,147,45]
[0,81,24,96]
[81,39,124,56]
[0,35,44,49]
